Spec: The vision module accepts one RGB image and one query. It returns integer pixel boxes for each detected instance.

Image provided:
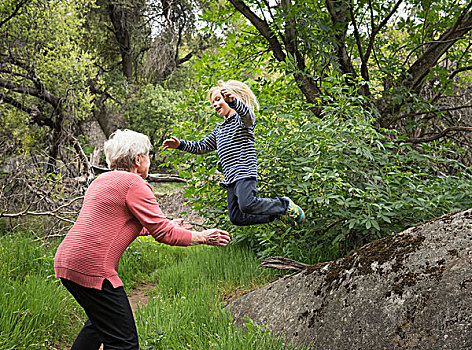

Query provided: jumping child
[162,80,304,226]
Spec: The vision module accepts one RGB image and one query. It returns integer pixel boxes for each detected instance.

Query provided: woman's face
[136,152,150,179]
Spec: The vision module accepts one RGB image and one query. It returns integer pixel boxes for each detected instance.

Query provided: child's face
[211,90,234,118]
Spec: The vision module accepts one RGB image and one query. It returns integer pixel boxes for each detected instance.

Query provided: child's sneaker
[279,197,305,226]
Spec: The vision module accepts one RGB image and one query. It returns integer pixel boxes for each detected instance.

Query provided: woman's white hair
[104,129,151,171]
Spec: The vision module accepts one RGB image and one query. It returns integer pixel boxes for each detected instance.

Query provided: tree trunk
[377,3,472,128]
[108,1,133,81]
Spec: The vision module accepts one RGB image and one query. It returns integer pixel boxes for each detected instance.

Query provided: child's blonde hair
[209,80,259,112]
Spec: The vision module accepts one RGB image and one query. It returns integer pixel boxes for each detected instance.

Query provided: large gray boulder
[226,209,472,349]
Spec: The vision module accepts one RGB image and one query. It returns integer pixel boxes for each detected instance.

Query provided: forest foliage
[1,0,472,262]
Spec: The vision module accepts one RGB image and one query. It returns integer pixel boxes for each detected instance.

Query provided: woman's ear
[134,155,141,167]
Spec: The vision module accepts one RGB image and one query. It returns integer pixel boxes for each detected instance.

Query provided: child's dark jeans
[226,178,288,226]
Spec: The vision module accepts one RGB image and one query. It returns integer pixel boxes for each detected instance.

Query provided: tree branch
[363,0,403,76]
[399,126,472,144]
[68,134,92,179]
[0,196,84,224]
[384,103,472,127]
[176,52,193,66]
[403,1,472,93]
[228,0,321,108]
[326,0,352,75]
[326,0,368,95]
[449,64,472,80]
[430,65,472,103]
[147,173,187,183]
[378,3,472,128]
[281,0,296,54]
[260,0,280,31]
[91,165,187,183]
[227,0,286,62]
[0,92,54,128]
[261,256,310,271]
[0,77,61,107]
[349,4,372,92]
[0,0,30,29]
[402,36,472,68]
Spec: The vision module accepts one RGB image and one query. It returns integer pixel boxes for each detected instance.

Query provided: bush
[125,84,183,168]
[164,82,472,263]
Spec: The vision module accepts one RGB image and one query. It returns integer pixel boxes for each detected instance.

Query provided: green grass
[0,234,82,349]
[0,232,307,349]
[126,238,304,349]
[151,182,186,195]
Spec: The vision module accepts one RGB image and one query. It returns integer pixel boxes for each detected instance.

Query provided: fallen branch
[261,256,310,271]
[0,196,84,224]
[34,233,67,242]
[1,210,75,224]
[397,126,472,144]
[92,165,187,183]
[165,215,210,230]
[147,173,187,183]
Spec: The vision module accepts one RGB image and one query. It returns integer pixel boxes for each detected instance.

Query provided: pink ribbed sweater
[54,171,192,290]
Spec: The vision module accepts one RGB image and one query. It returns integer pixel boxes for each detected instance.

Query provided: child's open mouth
[215,107,222,113]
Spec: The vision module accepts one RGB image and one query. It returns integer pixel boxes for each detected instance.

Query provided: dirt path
[154,188,208,228]
[128,283,156,314]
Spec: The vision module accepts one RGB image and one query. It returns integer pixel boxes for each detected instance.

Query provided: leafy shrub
[125,84,183,168]
[164,82,472,263]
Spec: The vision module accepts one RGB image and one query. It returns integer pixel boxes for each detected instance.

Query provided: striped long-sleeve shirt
[178,98,257,186]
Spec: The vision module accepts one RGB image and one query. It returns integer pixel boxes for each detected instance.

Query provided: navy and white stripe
[178,97,258,186]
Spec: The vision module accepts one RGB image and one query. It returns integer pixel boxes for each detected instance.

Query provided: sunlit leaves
[125,83,183,161]
[0,0,96,153]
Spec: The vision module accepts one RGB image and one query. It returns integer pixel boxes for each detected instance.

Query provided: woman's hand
[203,229,231,246]
[189,229,230,246]
[162,136,180,151]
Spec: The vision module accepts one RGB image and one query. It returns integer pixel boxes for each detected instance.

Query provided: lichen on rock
[225,209,472,349]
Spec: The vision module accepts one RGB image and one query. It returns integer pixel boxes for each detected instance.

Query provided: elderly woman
[54,129,230,350]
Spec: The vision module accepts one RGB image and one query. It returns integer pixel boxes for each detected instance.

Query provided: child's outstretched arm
[162,131,217,155]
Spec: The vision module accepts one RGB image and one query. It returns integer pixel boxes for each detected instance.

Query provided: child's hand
[218,80,235,103]
[162,136,180,150]
[220,88,235,103]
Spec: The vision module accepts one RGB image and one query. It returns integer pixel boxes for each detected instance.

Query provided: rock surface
[225,209,472,349]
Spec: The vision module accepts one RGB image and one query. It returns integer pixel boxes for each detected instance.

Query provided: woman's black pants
[61,278,139,350]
